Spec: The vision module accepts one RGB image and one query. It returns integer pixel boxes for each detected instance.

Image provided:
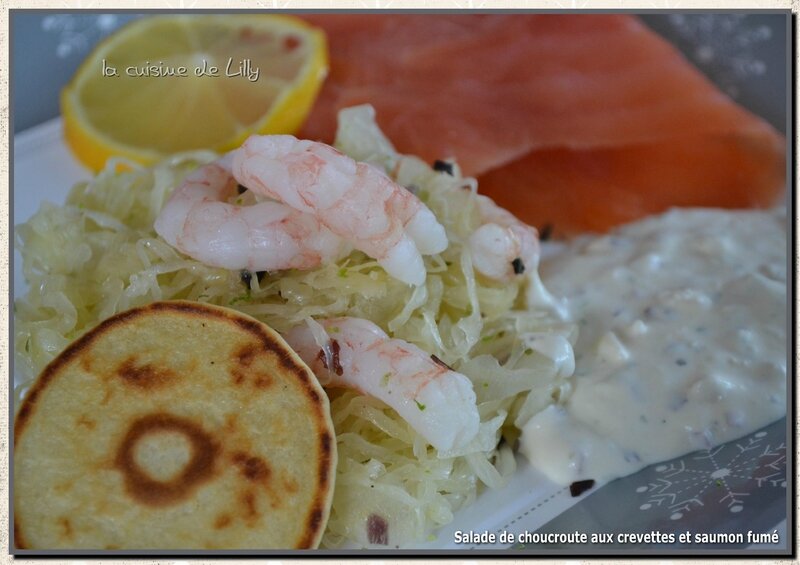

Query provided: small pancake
[14,301,336,549]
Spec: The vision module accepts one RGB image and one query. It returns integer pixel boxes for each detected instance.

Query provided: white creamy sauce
[520,208,787,485]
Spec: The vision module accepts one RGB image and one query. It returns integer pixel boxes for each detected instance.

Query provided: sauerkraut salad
[14,106,574,548]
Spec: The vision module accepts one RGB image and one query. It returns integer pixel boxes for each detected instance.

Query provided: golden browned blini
[14,301,336,549]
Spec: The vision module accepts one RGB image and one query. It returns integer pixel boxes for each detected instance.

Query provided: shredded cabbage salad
[14,105,575,548]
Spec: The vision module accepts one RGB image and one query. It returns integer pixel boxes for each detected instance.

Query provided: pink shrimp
[233,135,448,286]
[468,194,541,281]
[468,194,568,318]
[283,317,480,452]
[154,153,350,272]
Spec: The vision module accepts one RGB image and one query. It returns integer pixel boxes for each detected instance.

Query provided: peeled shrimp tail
[154,154,351,272]
[283,317,480,452]
[233,135,448,286]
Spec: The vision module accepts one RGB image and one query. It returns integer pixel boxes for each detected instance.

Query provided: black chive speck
[432,160,454,175]
[240,270,253,286]
[569,479,595,497]
[539,223,553,242]
[430,354,451,370]
[512,257,525,275]
[241,270,267,286]
[236,183,247,195]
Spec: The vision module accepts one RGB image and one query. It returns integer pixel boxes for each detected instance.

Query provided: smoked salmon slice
[299,14,786,235]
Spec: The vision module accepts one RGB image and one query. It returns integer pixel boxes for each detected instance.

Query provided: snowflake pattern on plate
[41,14,137,59]
[665,14,774,98]
[635,428,786,521]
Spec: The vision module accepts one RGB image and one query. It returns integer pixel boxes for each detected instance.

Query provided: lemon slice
[61,15,328,171]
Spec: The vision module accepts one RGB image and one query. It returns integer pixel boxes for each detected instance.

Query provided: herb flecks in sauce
[520,208,787,486]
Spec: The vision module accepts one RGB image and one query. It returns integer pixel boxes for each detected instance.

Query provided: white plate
[11,119,788,553]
